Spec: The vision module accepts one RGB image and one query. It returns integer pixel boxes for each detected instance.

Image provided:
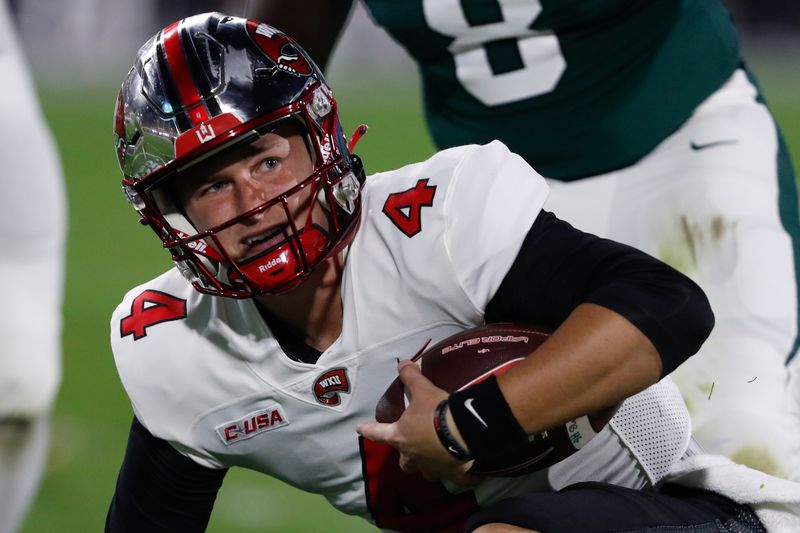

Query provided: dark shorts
[465,482,765,532]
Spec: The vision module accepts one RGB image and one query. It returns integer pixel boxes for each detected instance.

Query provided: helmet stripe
[155,32,191,131]
[162,21,210,125]
[178,23,222,117]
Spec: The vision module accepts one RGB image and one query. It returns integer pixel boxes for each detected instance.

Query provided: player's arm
[245,0,354,70]
[358,210,712,482]
[476,210,713,434]
[422,210,713,470]
[105,417,227,532]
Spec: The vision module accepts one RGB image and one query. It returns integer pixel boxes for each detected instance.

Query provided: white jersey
[111,141,691,530]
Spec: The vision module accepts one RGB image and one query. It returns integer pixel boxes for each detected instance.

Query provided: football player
[247,0,800,481]
[0,2,67,532]
[106,13,788,532]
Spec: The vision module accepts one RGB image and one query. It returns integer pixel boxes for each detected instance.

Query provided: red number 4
[383,178,437,238]
[120,290,187,340]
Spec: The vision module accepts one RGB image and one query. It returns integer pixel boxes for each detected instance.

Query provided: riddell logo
[216,405,289,445]
[258,251,288,273]
[313,368,350,406]
[320,136,333,163]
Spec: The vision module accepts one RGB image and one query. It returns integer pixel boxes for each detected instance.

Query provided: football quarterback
[249,0,800,482]
[106,13,790,533]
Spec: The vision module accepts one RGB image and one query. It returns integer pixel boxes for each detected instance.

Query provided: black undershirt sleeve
[105,416,227,533]
[485,211,714,376]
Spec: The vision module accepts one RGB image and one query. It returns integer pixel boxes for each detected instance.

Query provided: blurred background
[6,0,799,531]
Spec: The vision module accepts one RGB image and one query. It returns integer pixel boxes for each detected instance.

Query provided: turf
[22,66,799,532]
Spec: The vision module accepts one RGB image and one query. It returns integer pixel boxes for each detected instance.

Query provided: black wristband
[433,400,473,461]
[448,375,529,462]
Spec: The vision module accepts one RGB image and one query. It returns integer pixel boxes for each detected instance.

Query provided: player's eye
[259,158,279,172]
[199,180,227,196]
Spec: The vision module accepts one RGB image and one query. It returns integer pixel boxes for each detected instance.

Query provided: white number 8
[423,0,566,106]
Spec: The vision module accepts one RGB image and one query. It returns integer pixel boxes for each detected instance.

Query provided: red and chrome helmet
[113,12,365,298]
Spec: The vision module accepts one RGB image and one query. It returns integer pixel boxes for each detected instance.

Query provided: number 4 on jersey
[382,178,437,238]
[120,290,187,340]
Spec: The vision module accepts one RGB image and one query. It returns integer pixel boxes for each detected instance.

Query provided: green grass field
[22,61,799,532]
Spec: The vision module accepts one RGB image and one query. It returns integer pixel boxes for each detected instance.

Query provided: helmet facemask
[137,102,361,298]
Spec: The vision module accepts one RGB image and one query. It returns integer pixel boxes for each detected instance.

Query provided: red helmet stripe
[162,21,209,125]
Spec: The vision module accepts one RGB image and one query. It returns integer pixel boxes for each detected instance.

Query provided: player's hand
[356,359,481,486]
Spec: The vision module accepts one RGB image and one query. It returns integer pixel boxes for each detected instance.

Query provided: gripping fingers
[356,421,397,444]
[397,359,429,391]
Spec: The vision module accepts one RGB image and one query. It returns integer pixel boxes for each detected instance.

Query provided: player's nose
[236,176,270,218]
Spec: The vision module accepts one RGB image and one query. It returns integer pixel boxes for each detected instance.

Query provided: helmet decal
[246,21,313,77]
[174,113,242,158]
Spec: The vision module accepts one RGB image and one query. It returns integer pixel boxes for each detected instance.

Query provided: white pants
[0,4,66,418]
[544,69,800,480]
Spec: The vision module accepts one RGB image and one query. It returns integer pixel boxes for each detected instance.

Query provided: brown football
[374,323,619,476]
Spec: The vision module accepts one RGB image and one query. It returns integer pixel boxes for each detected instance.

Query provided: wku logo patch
[313,368,350,406]
[216,405,289,445]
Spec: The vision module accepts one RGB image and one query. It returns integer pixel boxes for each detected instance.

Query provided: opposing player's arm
[245,0,354,70]
[105,417,227,532]
[476,210,714,439]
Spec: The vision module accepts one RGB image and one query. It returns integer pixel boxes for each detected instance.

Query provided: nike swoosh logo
[464,398,488,427]
[690,139,738,151]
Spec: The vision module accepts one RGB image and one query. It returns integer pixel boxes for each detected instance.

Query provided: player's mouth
[240,226,287,260]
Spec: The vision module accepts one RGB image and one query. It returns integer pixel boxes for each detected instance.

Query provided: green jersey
[363,0,740,179]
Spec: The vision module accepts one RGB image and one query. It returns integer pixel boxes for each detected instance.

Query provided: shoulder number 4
[382,178,437,238]
[120,290,187,340]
